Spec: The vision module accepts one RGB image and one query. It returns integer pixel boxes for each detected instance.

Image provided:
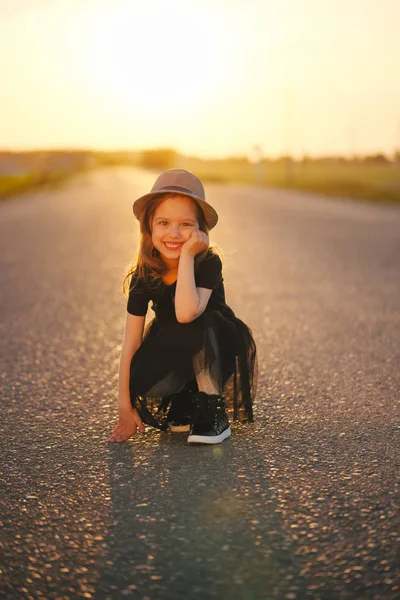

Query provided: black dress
[127,250,257,430]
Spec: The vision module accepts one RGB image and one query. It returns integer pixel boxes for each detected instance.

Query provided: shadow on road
[94,427,309,600]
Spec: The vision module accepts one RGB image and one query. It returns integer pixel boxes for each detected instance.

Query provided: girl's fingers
[134,415,145,432]
[200,232,209,246]
[196,231,207,242]
[108,433,129,442]
[107,422,141,442]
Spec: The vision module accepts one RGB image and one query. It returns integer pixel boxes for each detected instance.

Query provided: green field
[0,171,79,201]
[1,150,400,205]
[176,157,400,204]
[0,175,32,198]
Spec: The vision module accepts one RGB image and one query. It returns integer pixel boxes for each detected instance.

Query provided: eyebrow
[154,217,197,223]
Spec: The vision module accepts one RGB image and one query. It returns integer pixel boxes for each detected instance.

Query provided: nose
[168,224,181,239]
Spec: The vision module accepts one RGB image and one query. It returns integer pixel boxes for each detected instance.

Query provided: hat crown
[132,168,218,229]
[151,169,205,201]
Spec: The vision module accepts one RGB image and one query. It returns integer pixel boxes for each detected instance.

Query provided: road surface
[0,167,399,599]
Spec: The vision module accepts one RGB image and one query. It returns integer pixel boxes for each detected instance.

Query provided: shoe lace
[194,396,209,423]
[194,393,224,423]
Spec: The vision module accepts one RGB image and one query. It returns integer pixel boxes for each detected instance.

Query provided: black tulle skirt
[129,308,257,430]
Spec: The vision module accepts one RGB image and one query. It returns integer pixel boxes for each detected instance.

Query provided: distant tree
[275,155,294,164]
[140,148,178,170]
[393,149,400,164]
[363,153,390,164]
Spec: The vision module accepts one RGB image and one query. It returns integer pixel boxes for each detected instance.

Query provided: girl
[107,168,257,445]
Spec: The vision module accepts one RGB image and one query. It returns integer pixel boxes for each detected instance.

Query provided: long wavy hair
[122,193,222,296]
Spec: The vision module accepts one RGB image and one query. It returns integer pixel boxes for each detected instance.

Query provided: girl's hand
[107,408,145,442]
[181,230,209,257]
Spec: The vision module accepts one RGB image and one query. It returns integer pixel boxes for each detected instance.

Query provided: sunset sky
[1,0,400,158]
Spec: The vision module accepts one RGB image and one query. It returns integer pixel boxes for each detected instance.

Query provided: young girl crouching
[108,168,257,445]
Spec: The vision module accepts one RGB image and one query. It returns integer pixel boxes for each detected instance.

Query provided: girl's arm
[175,232,212,323]
[118,313,145,411]
[108,313,146,442]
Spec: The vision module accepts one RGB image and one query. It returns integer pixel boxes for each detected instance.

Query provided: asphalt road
[0,167,399,600]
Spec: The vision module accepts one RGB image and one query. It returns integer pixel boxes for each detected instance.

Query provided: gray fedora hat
[132,168,218,230]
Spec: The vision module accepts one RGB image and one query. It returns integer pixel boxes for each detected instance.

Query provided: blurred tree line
[1,147,400,204]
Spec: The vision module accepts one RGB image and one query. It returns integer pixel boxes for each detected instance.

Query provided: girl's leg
[192,327,222,395]
[189,329,231,444]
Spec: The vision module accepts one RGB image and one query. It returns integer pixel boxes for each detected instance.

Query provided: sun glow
[3,0,398,156]
[75,0,227,119]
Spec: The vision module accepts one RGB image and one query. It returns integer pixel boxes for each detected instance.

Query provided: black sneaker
[167,388,197,432]
[187,392,231,444]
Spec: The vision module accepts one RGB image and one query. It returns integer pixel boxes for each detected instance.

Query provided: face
[151,194,199,265]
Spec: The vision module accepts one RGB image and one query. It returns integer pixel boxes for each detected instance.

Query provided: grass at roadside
[0,170,80,202]
[0,175,31,198]
[175,157,400,204]
[2,149,400,205]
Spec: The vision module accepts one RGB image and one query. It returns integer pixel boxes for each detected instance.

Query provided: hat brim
[132,189,218,230]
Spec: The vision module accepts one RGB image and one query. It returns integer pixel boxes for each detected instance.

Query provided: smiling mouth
[163,242,182,250]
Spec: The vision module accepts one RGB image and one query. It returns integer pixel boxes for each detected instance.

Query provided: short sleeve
[195,253,223,290]
[127,271,149,316]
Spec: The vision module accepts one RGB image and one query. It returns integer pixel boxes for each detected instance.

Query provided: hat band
[156,185,201,197]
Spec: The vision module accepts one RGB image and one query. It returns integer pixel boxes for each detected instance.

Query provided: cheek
[185,227,198,237]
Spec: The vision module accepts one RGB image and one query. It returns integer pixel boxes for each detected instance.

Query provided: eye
[182,223,193,227]
[159,221,168,226]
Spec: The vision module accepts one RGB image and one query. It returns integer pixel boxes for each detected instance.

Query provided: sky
[1,0,400,158]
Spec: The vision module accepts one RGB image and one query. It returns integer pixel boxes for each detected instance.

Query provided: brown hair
[122,193,222,297]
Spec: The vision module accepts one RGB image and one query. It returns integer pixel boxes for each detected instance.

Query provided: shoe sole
[187,427,231,444]
[169,423,191,432]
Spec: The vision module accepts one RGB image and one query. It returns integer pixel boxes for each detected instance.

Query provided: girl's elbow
[176,313,195,324]
[175,301,205,323]
[176,310,200,324]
